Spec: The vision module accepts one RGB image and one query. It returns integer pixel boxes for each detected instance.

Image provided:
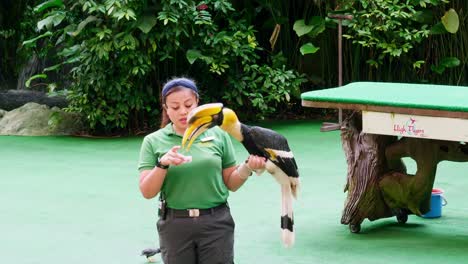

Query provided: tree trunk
[380,138,468,215]
[0,90,67,111]
[339,111,468,232]
[340,112,397,229]
[16,54,44,90]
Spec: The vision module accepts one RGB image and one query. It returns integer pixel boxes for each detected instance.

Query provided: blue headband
[162,78,198,98]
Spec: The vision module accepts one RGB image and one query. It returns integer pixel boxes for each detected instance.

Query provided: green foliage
[441,8,459,33]
[300,43,320,56]
[26,0,159,132]
[22,31,53,47]
[344,0,448,65]
[152,0,305,119]
[293,17,325,56]
[6,0,468,132]
[1,1,42,85]
[26,0,305,133]
[25,74,47,88]
[431,57,460,74]
[34,0,64,13]
[152,0,258,76]
[0,29,15,39]
[225,54,306,119]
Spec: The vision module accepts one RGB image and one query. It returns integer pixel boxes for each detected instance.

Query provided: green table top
[301,82,468,113]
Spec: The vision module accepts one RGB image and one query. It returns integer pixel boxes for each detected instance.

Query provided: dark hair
[160,77,199,128]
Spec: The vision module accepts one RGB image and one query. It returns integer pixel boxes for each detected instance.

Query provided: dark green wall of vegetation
[1,0,466,134]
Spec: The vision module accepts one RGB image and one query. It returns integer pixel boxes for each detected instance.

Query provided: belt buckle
[188,209,200,217]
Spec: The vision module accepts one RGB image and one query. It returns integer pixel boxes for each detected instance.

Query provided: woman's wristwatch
[156,161,170,170]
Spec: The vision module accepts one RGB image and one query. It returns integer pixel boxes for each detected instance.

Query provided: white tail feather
[265,160,298,247]
[281,184,295,247]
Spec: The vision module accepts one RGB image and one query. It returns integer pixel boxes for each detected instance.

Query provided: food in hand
[181,155,192,163]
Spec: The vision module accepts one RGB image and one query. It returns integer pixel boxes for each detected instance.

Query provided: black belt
[167,203,228,218]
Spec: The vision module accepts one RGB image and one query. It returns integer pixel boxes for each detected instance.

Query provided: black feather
[240,124,299,178]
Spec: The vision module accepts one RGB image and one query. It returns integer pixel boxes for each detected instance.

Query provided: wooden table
[301,82,468,233]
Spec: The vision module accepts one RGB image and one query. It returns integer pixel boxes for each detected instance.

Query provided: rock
[0,102,85,136]
[0,109,6,119]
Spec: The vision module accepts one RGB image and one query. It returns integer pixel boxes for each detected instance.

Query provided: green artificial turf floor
[1,120,468,264]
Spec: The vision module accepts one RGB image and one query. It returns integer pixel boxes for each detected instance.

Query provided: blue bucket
[422,188,447,218]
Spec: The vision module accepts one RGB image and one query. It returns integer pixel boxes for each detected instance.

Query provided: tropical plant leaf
[70,16,98,36]
[44,64,62,72]
[37,11,66,31]
[236,96,243,106]
[57,44,80,57]
[306,16,326,37]
[431,64,445,74]
[299,43,320,55]
[334,0,355,12]
[137,15,157,34]
[430,57,460,74]
[186,49,202,64]
[25,74,48,88]
[22,31,53,46]
[412,10,433,24]
[441,9,459,34]
[293,17,325,37]
[429,22,447,35]
[293,20,313,37]
[412,60,425,69]
[34,0,64,13]
[440,57,460,68]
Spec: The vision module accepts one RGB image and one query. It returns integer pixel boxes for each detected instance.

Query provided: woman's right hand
[159,146,191,166]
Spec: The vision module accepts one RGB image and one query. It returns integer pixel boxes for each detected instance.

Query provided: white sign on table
[362,111,468,142]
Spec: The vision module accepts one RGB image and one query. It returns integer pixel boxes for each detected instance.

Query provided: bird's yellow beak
[182,103,224,150]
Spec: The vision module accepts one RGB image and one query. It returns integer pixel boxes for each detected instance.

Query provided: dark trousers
[157,205,235,264]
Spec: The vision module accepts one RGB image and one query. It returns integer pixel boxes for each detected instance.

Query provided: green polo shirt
[138,123,237,209]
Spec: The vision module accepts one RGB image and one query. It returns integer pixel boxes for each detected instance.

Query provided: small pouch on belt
[158,193,167,220]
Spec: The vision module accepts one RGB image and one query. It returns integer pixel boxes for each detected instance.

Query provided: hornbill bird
[182,103,299,247]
